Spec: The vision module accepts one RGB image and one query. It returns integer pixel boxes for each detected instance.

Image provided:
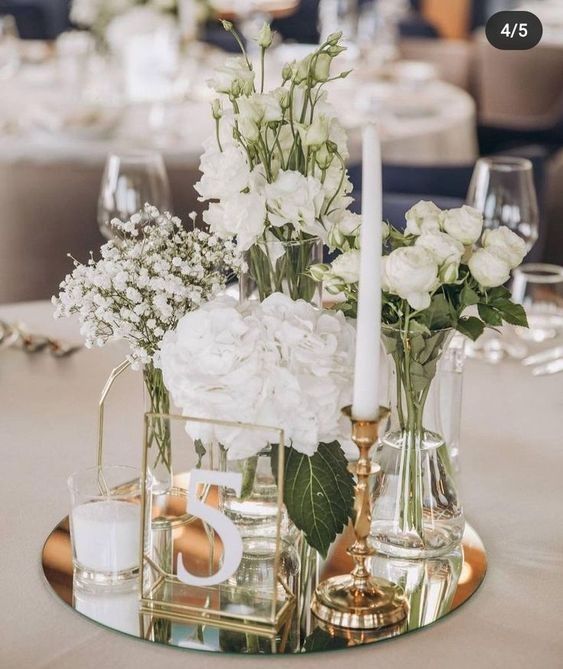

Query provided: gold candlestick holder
[311,407,408,630]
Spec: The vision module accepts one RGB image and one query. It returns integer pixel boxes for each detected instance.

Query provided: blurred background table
[0,299,561,668]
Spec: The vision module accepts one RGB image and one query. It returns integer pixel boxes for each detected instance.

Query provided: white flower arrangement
[53,205,243,366]
[196,23,358,256]
[312,200,528,338]
[159,293,356,460]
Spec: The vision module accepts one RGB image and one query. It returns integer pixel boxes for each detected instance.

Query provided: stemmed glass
[0,15,20,80]
[465,157,540,362]
[98,152,171,240]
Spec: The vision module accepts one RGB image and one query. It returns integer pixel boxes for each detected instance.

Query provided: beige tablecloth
[0,301,562,669]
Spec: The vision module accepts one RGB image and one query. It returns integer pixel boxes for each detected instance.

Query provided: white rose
[442,205,483,245]
[415,231,464,265]
[482,226,527,269]
[195,140,250,201]
[468,248,511,288]
[208,56,254,96]
[405,200,442,236]
[265,170,325,238]
[331,250,361,284]
[203,190,266,251]
[382,247,439,310]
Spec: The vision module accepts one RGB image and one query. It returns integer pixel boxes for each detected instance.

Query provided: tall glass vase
[143,364,173,493]
[239,236,323,304]
[371,326,464,559]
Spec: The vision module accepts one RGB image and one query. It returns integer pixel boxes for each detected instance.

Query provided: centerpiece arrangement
[313,199,528,557]
[197,22,360,303]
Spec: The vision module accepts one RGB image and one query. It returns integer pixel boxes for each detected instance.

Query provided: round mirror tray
[43,515,486,655]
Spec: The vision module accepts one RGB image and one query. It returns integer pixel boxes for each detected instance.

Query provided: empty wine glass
[511,264,563,343]
[98,152,171,240]
[0,15,20,79]
[465,157,540,362]
[467,156,540,252]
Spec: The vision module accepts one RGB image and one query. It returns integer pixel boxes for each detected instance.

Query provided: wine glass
[467,156,540,252]
[465,157,540,362]
[0,15,20,80]
[98,152,171,240]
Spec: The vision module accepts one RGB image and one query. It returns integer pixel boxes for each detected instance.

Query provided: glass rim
[475,156,533,172]
[106,150,165,164]
[67,465,141,497]
[381,323,455,336]
[513,263,563,284]
[254,235,323,247]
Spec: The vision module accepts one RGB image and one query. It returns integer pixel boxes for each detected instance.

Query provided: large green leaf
[271,442,354,557]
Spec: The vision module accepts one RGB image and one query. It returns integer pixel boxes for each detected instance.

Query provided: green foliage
[271,442,354,557]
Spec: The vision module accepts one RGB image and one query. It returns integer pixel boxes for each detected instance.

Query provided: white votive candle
[71,500,140,573]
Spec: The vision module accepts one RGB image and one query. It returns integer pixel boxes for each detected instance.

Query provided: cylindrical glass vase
[239,236,323,304]
[370,326,465,559]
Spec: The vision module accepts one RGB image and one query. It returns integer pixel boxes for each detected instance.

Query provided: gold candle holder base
[311,407,408,630]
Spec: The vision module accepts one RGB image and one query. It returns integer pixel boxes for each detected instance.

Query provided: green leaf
[194,439,206,468]
[478,303,503,326]
[460,285,480,307]
[488,286,512,304]
[271,442,354,557]
[498,301,529,327]
[456,316,485,341]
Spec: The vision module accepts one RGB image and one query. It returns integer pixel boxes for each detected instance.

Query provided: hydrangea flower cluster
[312,200,528,339]
[196,24,360,255]
[159,293,356,460]
[53,205,243,366]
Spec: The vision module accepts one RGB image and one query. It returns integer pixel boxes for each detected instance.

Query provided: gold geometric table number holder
[311,407,409,630]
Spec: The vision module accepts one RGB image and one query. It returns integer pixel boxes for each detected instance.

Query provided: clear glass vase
[143,364,173,494]
[239,236,323,304]
[370,326,465,559]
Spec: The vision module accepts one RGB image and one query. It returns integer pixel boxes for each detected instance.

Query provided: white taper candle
[352,123,382,421]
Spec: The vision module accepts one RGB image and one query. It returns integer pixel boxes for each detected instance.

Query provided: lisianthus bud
[382,222,390,240]
[282,62,293,82]
[257,22,273,48]
[327,45,346,57]
[221,19,233,31]
[295,54,312,83]
[211,98,222,120]
[326,31,342,45]
[439,260,460,284]
[313,53,331,82]
[309,263,330,282]
[316,144,334,169]
[305,115,330,149]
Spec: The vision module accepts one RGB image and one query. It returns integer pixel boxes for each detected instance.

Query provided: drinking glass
[466,157,540,361]
[0,15,20,79]
[98,152,171,240]
[511,263,563,343]
[467,156,540,252]
[68,465,145,585]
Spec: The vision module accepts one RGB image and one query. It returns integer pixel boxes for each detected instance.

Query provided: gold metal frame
[138,411,294,637]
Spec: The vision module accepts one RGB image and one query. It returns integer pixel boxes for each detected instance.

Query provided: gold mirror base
[311,574,408,630]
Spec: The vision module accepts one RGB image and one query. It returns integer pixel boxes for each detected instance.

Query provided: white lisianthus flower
[330,250,361,284]
[415,231,464,266]
[442,205,483,245]
[238,116,260,143]
[382,246,439,310]
[208,56,255,96]
[482,226,527,269]
[159,294,356,459]
[195,139,251,201]
[265,170,325,238]
[254,92,283,122]
[468,248,511,287]
[204,189,266,251]
[405,200,442,236]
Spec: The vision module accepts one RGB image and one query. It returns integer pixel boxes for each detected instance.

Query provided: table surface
[1,301,562,669]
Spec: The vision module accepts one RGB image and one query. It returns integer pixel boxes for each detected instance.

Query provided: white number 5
[176,469,244,587]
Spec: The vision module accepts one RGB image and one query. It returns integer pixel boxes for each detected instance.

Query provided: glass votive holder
[68,465,146,585]
[511,263,563,342]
